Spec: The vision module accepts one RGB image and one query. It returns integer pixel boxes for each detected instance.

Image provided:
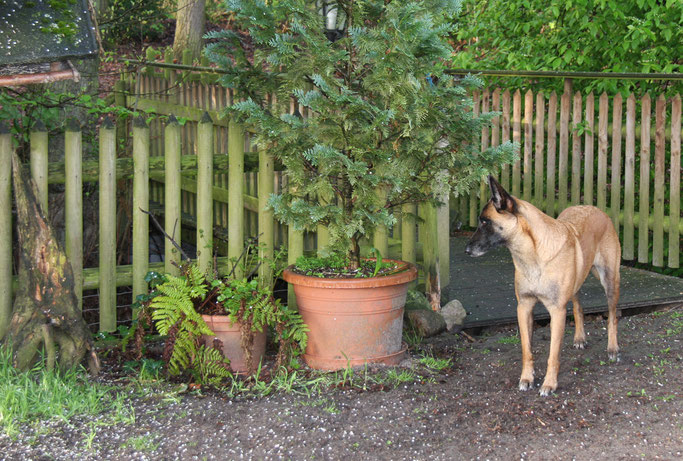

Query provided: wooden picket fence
[457,87,681,270]
[0,54,681,335]
[0,107,449,334]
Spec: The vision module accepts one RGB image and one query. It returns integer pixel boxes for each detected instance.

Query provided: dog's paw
[608,349,620,362]
[539,384,556,397]
[573,339,587,350]
[519,379,534,391]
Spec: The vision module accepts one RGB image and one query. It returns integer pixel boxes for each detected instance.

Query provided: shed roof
[0,0,98,66]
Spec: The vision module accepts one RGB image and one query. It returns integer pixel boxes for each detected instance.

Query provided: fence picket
[597,93,609,212]
[523,90,533,201]
[99,119,117,332]
[258,97,275,288]
[197,112,214,275]
[164,116,182,276]
[669,94,681,269]
[558,91,570,212]
[584,92,595,205]
[228,116,245,279]
[652,95,666,267]
[29,122,48,214]
[65,120,83,311]
[623,94,636,260]
[571,92,582,206]
[610,94,623,233]
[501,90,511,189]
[480,90,490,211]
[512,90,522,197]
[534,91,545,206]
[132,117,150,303]
[546,92,558,216]
[638,94,651,263]
[469,91,480,227]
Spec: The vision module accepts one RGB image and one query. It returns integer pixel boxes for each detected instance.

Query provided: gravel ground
[1,305,681,460]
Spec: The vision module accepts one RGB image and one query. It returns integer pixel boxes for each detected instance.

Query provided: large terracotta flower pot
[282,260,418,370]
[201,315,267,374]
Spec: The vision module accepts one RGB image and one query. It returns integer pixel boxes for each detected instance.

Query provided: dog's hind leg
[571,295,587,349]
[593,258,621,361]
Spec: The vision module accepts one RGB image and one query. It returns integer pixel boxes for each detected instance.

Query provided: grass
[0,345,128,438]
[418,354,452,372]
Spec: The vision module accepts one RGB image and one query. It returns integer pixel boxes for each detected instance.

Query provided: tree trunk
[173,0,206,62]
[2,153,99,375]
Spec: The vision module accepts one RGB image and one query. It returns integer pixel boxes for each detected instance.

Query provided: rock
[441,299,467,331]
[405,309,446,338]
[404,290,431,311]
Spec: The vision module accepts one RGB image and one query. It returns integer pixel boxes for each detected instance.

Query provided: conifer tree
[207,0,515,270]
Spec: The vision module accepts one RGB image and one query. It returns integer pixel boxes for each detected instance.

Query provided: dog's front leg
[517,297,536,391]
[539,304,567,396]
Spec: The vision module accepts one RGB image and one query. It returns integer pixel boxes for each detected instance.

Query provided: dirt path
[2,306,681,460]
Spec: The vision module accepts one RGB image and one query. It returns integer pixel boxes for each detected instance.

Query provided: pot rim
[282,259,417,289]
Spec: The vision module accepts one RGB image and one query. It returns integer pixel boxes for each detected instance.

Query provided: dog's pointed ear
[488,175,516,213]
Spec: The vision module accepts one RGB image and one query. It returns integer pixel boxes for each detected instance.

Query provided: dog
[465,176,620,396]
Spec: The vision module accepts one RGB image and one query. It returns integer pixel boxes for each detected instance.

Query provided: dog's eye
[479,217,488,225]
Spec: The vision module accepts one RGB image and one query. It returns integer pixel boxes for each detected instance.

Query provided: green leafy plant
[206,0,515,272]
[149,265,233,384]
[130,247,308,384]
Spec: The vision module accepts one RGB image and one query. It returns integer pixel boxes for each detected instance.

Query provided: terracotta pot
[282,260,417,370]
[201,315,267,374]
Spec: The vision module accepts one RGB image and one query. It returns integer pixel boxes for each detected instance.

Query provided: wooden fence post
[558,90,570,212]
[165,115,182,276]
[65,119,83,311]
[545,92,558,216]
[422,202,440,311]
[669,95,681,269]
[523,89,533,202]
[0,123,12,339]
[401,203,416,267]
[197,112,214,275]
[501,90,511,190]
[29,120,49,214]
[571,91,582,206]
[638,94,651,263]
[583,92,595,206]
[623,94,636,260]
[534,91,545,207]
[652,95,666,267]
[228,116,245,279]
[610,94,623,235]
[512,89,522,197]
[132,116,150,304]
[99,118,117,332]
[597,93,609,212]
[258,143,274,289]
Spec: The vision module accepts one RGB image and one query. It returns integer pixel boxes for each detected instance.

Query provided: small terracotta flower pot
[201,315,266,374]
[282,260,417,370]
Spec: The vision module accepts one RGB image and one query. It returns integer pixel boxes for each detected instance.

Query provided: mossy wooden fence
[0,76,449,335]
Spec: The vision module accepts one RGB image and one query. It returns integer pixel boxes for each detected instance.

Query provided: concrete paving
[448,236,683,327]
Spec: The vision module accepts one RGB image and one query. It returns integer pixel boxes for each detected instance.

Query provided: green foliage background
[451,0,682,93]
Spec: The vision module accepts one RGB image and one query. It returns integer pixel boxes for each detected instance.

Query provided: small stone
[406,309,446,338]
[441,299,467,330]
[404,290,431,311]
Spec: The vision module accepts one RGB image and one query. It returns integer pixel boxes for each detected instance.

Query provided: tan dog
[465,176,620,396]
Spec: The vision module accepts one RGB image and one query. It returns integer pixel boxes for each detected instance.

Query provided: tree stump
[2,152,99,374]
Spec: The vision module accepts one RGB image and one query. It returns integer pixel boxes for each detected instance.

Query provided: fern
[149,271,229,383]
